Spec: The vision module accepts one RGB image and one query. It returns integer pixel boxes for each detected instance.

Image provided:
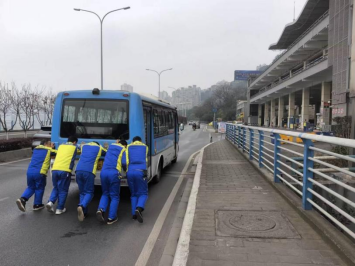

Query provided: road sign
[212,108,217,113]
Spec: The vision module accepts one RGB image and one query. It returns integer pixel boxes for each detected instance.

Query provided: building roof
[269,0,329,50]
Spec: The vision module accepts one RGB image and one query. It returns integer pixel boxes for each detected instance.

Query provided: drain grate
[216,211,300,239]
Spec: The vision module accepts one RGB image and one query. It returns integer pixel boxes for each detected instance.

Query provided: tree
[35,89,56,126]
[12,84,40,137]
[0,82,17,139]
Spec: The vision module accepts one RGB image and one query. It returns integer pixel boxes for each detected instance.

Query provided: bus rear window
[60,99,129,140]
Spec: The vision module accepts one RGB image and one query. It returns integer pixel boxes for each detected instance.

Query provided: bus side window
[159,110,166,136]
[154,109,159,137]
[168,112,174,134]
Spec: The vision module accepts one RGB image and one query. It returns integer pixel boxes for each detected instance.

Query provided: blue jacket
[126,141,148,171]
[27,145,57,175]
[76,142,107,175]
[101,143,126,174]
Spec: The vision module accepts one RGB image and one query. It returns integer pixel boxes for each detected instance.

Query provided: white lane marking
[0,197,9,202]
[0,158,31,166]
[173,143,212,266]
[135,150,201,266]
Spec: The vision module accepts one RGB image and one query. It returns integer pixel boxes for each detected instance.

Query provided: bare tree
[39,89,56,126]
[12,84,40,137]
[0,82,18,139]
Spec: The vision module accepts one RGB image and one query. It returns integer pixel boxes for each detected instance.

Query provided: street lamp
[146,68,173,97]
[74,7,130,90]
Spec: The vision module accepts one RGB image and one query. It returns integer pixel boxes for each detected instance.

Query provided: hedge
[0,138,33,153]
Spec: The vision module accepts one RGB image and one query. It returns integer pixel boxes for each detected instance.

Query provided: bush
[0,138,33,153]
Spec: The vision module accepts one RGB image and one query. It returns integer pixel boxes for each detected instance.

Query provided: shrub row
[0,138,33,153]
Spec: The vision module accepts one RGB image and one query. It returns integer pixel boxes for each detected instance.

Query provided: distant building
[120,83,133,92]
[172,85,201,112]
[256,64,269,72]
[159,91,172,102]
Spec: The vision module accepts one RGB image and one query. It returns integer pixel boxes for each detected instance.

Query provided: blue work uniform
[49,142,80,210]
[75,142,106,214]
[21,145,57,205]
[98,143,126,220]
[126,141,149,215]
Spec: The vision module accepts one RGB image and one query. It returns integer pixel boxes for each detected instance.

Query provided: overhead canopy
[269,0,329,50]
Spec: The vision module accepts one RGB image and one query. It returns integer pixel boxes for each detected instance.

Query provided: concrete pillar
[258,104,262,126]
[321,82,331,126]
[301,88,310,124]
[264,102,269,127]
[288,93,295,128]
[278,97,284,128]
[270,99,276,127]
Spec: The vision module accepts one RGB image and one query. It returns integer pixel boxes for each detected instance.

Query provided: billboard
[218,122,226,134]
[234,70,262,81]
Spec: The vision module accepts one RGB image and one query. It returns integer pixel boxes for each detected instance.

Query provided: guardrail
[226,124,355,240]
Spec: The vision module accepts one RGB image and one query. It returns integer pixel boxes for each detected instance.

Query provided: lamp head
[124,7,130,10]
[74,8,81,11]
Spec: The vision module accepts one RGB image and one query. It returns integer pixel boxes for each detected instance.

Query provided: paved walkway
[187,140,348,266]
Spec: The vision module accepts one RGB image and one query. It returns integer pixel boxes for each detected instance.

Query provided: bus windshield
[60,99,129,140]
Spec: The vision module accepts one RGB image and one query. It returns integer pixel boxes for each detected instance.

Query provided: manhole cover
[216,211,300,239]
[229,214,276,232]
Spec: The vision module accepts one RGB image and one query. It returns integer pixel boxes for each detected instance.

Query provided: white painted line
[173,144,211,266]
[0,197,9,202]
[135,150,201,266]
[0,158,31,166]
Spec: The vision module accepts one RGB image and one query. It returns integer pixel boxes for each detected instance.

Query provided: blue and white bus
[51,89,179,186]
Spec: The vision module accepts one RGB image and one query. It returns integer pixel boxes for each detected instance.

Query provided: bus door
[174,111,178,158]
[143,107,152,178]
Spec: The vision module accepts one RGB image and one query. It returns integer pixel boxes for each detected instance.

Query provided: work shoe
[33,204,45,211]
[96,209,105,222]
[46,202,54,213]
[16,198,26,212]
[132,215,137,220]
[135,208,143,223]
[55,208,66,215]
[77,206,85,222]
[107,217,118,225]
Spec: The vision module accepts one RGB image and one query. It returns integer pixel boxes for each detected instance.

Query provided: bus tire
[172,157,177,163]
[152,160,163,184]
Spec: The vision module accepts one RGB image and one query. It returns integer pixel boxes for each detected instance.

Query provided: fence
[226,123,355,240]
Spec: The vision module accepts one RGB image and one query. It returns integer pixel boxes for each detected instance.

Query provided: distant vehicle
[188,121,194,125]
[32,126,52,150]
[196,122,201,129]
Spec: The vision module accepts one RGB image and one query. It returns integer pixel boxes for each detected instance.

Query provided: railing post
[237,126,241,148]
[258,130,264,168]
[273,133,281,183]
[242,127,246,152]
[302,139,314,210]
[249,129,254,160]
[233,125,237,145]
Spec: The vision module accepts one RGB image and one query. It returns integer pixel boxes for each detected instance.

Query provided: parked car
[188,121,194,125]
[32,126,52,150]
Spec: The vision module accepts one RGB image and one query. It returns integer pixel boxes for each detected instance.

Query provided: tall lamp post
[146,68,172,97]
[74,7,130,90]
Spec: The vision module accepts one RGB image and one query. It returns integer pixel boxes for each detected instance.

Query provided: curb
[172,143,212,266]
[0,148,32,162]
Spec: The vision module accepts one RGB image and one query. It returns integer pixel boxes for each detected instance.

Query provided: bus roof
[57,90,177,110]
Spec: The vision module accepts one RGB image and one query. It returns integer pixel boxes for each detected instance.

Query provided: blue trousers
[49,171,71,210]
[76,171,95,214]
[98,169,121,220]
[127,169,148,215]
[21,173,46,205]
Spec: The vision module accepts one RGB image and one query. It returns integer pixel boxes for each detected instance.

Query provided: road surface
[0,125,211,266]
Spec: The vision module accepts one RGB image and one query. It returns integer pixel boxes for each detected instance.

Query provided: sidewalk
[186,140,348,266]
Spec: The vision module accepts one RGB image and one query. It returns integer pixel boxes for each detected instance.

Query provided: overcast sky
[0,0,307,96]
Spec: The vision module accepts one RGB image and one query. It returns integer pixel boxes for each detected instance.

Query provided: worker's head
[132,136,142,142]
[41,139,52,147]
[118,139,127,147]
[68,136,78,145]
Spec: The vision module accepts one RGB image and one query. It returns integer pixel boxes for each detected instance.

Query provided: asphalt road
[0,125,211,266]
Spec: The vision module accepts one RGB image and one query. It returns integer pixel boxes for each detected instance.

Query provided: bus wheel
[152,160,162,184]
[172,157,177,163]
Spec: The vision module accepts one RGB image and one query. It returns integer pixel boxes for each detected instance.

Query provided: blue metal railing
[226,123,355,240]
